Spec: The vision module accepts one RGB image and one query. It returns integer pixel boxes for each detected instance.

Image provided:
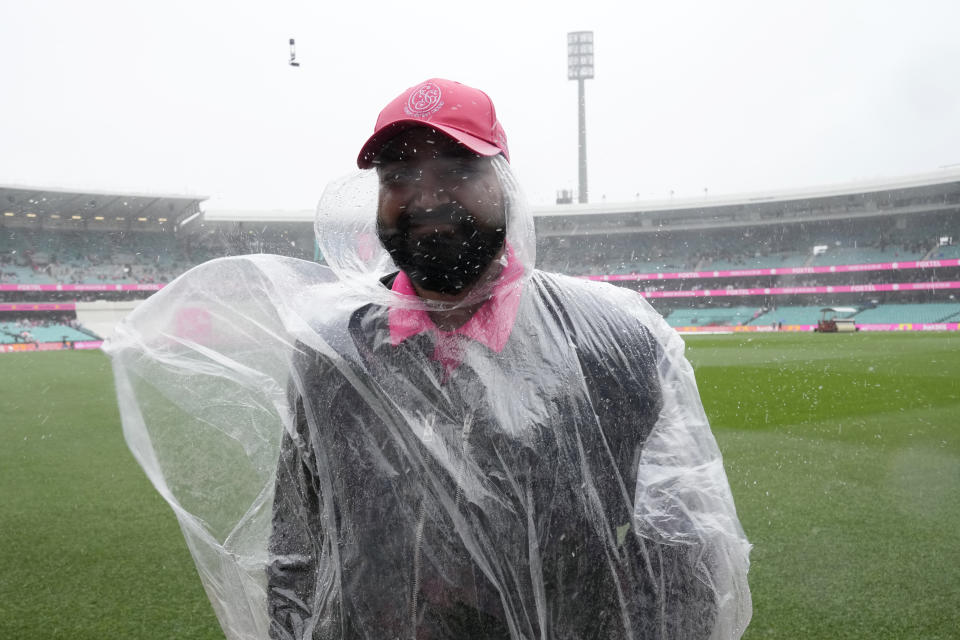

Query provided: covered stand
[106,160,751,639]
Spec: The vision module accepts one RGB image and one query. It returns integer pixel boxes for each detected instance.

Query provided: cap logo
[403,82,444,119]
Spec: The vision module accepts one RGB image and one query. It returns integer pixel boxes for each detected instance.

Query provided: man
[267,79,750,639]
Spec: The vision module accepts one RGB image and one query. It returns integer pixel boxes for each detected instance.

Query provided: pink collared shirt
[388,246,524,379]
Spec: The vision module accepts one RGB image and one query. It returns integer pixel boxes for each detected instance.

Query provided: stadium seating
[853,303,960,324]
[1,266,55,284]
[744,303,960,326]
[0,322,18,343]
[31,324,97,342]
[809,246,923,266]
[536,216,946,277]
[928,245,960,260]
[3,209,957,339]
[3,215,952,287]
[705,252,809,270]
[664,306,760,327]
[0,321,97,344]
[747,306,826,326]
[1,228,316,287]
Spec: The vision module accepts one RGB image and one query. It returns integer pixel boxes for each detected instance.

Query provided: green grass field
[1,333,958,639]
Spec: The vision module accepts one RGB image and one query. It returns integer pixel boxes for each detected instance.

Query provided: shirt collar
[388,243,524,353]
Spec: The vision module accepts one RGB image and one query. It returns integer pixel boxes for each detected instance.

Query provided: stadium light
[71,215,83,220]
[26,213,37,218]
[289,38,300,67]
[137,217,148,222]
[3,212,14,217]
[50,214,60,219]
[158,217,168,223]
[567,30,593,204]
[94,216,105,221]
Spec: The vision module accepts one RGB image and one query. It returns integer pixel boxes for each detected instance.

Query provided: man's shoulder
[532,268,632,299]
[290,301,383,374]
[529,269,674,361]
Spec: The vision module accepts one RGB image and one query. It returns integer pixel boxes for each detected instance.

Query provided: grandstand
[0,320,95,344]
[0,301,100,352]
[852,302,960,325]
[0,185,207,349]
[531,168,960,331]
[2,169,959,342]
[661,306,761,328]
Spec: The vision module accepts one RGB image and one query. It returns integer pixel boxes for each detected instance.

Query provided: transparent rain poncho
[106,158,751,640]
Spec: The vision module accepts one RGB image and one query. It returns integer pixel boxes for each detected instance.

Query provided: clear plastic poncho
[106,158,751,640]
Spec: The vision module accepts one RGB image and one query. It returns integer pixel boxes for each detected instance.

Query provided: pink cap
[357,78,510,169]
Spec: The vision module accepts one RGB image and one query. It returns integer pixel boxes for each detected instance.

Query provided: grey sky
[2,0,959,210]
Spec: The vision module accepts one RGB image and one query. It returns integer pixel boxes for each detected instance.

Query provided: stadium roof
[200,167,960,224]
[203,209,315,223]
[0,184,207,228]
[533,167,960,218]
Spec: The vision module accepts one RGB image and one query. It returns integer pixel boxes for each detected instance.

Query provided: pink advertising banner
[0,283,164,292]
[582,258,960,282]
[856,322,960,332]
[638,280,960,299]
[0,340,103,353]
[674,323,959,334]
[0,302,77,311]
[1,259,957,293]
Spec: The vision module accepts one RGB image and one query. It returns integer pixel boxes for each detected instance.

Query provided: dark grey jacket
[267,271,716,640]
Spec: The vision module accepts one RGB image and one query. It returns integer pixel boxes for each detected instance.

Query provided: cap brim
[357,120,502,169]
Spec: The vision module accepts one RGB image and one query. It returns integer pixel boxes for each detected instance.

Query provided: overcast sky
[2,0,959,210]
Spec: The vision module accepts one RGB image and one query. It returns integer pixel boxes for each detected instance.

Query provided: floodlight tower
[567,31,594,204]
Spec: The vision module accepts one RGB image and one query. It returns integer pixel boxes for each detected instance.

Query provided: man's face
[376,127,506,296]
